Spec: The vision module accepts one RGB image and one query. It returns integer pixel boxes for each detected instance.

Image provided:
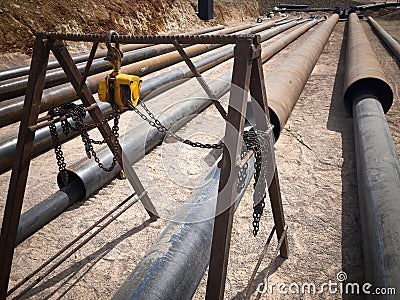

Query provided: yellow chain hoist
[98,31,141,110]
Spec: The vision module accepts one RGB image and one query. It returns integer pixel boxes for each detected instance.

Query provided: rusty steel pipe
[0,24,251,102]
[367,16,400,63]
[344,13,399,296]
[0,22,291,175]
[0,23,266,128]
[261,19,321,63]
[344,14,393,114]
[0,26,225,83]
[267,13,339,139]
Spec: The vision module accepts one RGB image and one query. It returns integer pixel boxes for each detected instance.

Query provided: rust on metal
[344,13,393,113]
[368,16,400,62]
[0,36,50,299]
[206,38,254,300]
[42,31,257,44]
[0,24,253,127]
[267,14,339,139]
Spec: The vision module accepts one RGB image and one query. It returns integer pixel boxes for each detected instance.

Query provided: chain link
[48,103,120,178]
[132,102,224,150]
[132,101,270,236]
[241,128,270,237]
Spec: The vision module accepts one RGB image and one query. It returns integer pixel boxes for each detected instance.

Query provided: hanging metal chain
[49,121,69,186]
[236,141,249,193]
[48,103,121,177]
[242,128,270,237]
[131,101,224,150]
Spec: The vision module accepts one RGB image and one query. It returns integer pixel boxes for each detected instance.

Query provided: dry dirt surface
[0,0,258,57]
[0,1,400,300]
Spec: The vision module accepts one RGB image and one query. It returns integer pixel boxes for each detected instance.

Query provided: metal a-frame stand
[0,31,288,299]
[205,36,289,299]
[0,34,158,299]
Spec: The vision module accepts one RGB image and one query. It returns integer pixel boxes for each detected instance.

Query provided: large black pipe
[0,20,302,174]
[0,26,225,82]
[113,157,254,300]
[344,13,399,296]
[0,25,249,101]
[14,17,318,244]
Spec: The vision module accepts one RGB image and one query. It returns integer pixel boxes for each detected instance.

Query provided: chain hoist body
[98,31,141,111]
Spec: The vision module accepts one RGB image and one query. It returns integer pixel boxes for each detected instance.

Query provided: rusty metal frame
[205,36,289,299]
[0,32,288,299]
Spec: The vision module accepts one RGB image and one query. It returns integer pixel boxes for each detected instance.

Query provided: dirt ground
[0,0,258,57]
[0,2,400,300]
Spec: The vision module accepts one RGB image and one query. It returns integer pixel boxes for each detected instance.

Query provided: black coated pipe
[344,13,399,296]
[0,26,225,82]
[0,25,247,101]
[278,4,308,9]
[352,96,400,296]
[367,16,400,62]
[13,16,314,243]
[274,16,300,26]
[113,157,254,300]
[356,2,386,11]
[0,21,300,174]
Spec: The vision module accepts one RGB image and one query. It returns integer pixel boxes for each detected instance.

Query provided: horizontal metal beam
[40,32,259,44]
[0,26,225,82]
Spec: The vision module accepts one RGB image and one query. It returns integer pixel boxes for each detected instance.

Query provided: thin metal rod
[172,40,227,119]
[244,226,276,299]
[77,42,99,95]
[10,192,144,299]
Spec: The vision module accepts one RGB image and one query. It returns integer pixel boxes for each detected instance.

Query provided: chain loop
[48,103,120,177]
[241,128,270,237]
[131,102,224,150]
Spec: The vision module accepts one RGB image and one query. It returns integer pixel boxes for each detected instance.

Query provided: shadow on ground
[326,21,365,299]
[18,219,154,299]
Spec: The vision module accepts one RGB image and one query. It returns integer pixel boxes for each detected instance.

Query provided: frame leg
[249,45,289,259]
[206,39,253,300]
[0,36,50,299]
[50,42,158,220]
[268,171,289,258]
